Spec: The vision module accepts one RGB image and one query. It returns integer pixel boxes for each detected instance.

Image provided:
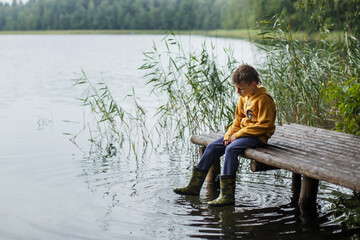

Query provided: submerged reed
[72,70,151,159]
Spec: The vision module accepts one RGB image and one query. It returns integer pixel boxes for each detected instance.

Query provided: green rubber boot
[208,175,236,206]
[173,167,208,195]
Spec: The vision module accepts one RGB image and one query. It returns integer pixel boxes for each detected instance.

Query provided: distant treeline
[0,0,359,33]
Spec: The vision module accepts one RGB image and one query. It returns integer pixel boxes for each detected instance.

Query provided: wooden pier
[190,124,360,209]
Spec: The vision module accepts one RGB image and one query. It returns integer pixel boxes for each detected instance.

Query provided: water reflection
[171,170,360,239]
[73,132,360,239]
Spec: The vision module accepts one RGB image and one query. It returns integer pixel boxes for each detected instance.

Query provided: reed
[74,23,359,156]
[140,26,359,136]
[257,15,360,135]
[72,70,151,159]
[140,32,239,138]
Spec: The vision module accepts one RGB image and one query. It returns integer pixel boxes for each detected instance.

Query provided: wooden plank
[190,135,215,146]
[270,129,359,157]
[278,124,360,149]
[264,143,360,168]
[271,129,359,155]
[272,128,359,153]
[246,147,360,177]
[248,146,360,175]
[276,125,359,146]
[244,148,360,192]
[290,123,359,141]
[250,160,279,172]
[190,124,360,193]
[269,137,359,161]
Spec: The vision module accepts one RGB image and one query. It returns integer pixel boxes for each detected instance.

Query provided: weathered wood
[271,131,359,155]
[300,176,319,210]
[270,131,359,156]
[276,124,359,143]
[291,123,359,142]
[190,135,215,147]
[268,138,359,164]
[266,144,360,170]
[246,146,360,177]
[251,145,360,173]
[190,124,360,194]
[244,148,360,192]
[292,173,302,193]
[291,173,302,204]
[250,160,279,172]
[269,129,359,154]
[271,132,358,154]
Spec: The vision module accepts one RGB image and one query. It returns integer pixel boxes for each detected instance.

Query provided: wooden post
[291,173,301,204]
[300,176,319,210]
[250,160,279,172]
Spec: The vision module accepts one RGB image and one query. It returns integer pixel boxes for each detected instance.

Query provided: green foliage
[257,15,332,127]
[325,78,360,135]
[297,0,360,37]
[331,191,360,230]
[323,35,360,135]
[1,0,359,36]
[140,32,239,137]
[0,0,226,30]
[257,14,360,135]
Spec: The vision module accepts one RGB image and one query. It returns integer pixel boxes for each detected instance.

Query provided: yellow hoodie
[224,85,276,144]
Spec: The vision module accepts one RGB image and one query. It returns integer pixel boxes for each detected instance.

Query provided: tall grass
[72,70,150,159]
[140,32,240,137]
[256,15,360,134]
[73,23,359,157]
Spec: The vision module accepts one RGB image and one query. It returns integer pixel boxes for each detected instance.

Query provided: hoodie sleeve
[233,95,276,139]
[224,98,245,141]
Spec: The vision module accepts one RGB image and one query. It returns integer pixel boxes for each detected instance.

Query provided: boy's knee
[206,142,217,152]
[225,145,236,155]
[225,144,244,156]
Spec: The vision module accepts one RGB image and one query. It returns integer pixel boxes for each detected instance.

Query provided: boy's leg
[223,137,265,175]
[208,137,265,206]
[173,137,225,195]
[196,137,225,171]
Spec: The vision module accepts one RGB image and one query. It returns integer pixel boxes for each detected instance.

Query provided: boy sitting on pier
[173,64,276,206]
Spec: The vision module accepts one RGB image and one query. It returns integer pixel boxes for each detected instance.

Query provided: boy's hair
[232,64,261,85]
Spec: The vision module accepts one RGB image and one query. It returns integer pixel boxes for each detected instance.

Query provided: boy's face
[234,81,257,97]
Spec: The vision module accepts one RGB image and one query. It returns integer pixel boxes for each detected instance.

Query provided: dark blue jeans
[196,136,266,175]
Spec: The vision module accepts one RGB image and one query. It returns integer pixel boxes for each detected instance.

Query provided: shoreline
[0,29,255,38]
[0,29,347,41]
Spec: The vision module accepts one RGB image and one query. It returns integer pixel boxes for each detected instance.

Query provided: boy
[173,64,276,206]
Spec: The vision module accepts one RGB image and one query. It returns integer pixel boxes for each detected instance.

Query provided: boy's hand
[224,135,236,146]
[229,135,236,143]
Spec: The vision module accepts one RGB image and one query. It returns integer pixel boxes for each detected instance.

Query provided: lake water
[0,34,359,239]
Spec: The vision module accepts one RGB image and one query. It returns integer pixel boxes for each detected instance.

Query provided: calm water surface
[0,34,359,239]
